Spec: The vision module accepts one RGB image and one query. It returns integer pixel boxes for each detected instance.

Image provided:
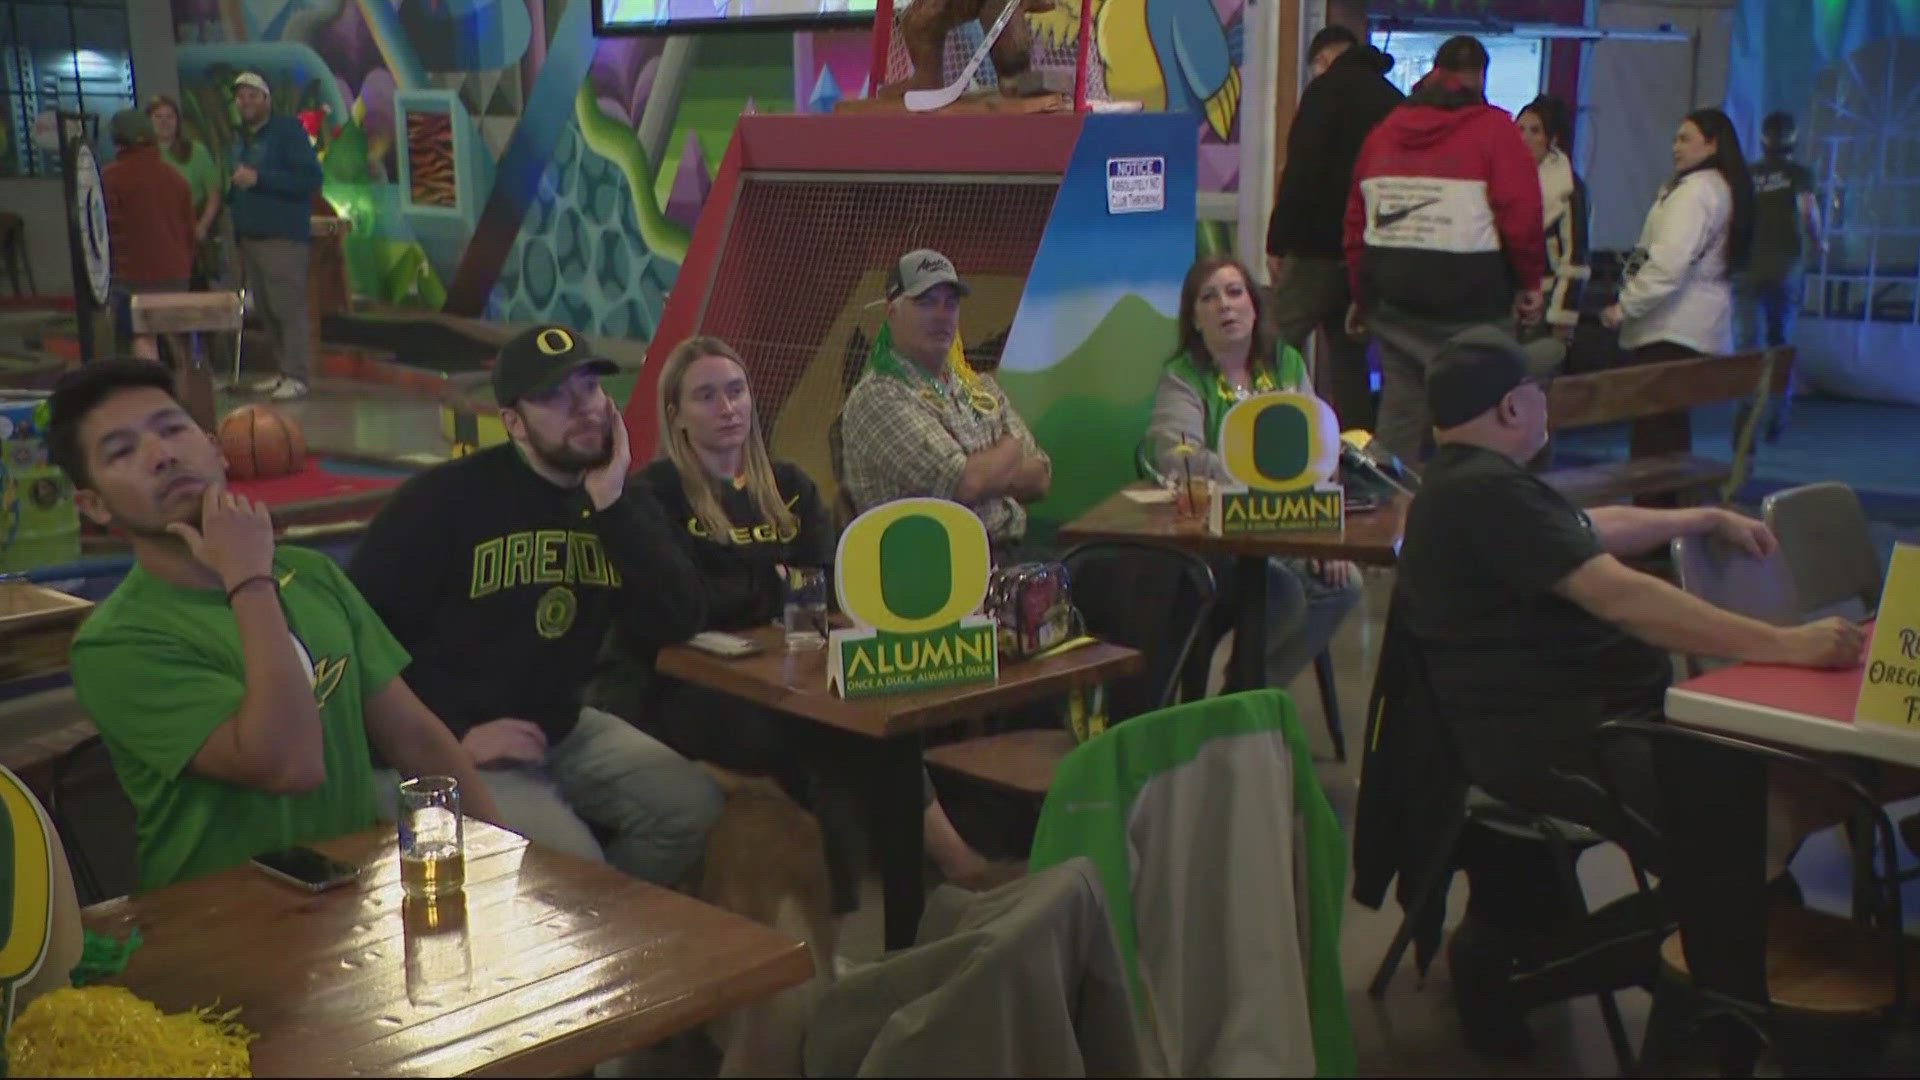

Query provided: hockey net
[689,173,1058,507]
[877,0,1106,102]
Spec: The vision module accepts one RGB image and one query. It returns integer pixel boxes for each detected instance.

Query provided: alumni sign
[1855,543,1920,730]
[1208,392,1346,536]
[828,499,999,698]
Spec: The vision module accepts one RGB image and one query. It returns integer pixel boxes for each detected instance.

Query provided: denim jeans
[1736,272,1801,436]
[1265,557,1363,687]
[374,706,721,887]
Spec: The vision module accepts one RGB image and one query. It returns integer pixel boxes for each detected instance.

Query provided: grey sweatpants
[1270,256,1375,431]
[236,236,312,381]
[1369,306,1565,467]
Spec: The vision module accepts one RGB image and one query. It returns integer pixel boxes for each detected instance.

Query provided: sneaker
[248,374,285,393]
[268,378,309,402]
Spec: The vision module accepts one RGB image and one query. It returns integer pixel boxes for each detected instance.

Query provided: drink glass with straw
[1172,435,1208,518]
[398,776,465,900]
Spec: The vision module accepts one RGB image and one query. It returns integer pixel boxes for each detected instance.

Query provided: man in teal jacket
[229,71,322,402]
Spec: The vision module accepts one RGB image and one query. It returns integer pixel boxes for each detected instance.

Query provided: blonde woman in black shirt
[600,336,1007,899]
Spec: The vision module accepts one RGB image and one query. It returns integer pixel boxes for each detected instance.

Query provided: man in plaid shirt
[840,249,1051,551]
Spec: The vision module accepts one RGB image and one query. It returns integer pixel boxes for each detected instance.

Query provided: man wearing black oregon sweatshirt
[349,325,720,885]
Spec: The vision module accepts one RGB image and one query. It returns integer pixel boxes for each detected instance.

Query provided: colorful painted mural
[168,0,1246,343]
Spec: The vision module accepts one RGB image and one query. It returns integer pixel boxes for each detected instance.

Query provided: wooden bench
[924,728,1078,798]
[1544,347,1793,507]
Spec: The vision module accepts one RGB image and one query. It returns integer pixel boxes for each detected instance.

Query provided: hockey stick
[903,0,1025,112]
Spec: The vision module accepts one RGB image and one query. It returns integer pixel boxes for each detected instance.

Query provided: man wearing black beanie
[1392,325,1861,1049]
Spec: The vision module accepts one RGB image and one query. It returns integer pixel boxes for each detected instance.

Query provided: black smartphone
[251,845,361,893]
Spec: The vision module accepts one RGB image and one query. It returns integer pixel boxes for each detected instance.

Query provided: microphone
[1339,430,1419,496]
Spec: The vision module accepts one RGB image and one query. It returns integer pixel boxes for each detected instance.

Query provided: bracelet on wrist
[225,574,279,604]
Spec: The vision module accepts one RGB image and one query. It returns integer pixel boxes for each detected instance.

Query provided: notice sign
[1855,543,1920,729]
[1107,156,1165,214]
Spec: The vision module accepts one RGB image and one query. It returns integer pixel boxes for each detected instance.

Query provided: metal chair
[1364,611,1636,1073]
[925,542,1218,798]
[46,734,107,904]
[1134,435,1351,760]
[1670,532,1800,676]
[1593,719,1916,1076]
[1059,540,1216,721]
[1761,482,1883,622]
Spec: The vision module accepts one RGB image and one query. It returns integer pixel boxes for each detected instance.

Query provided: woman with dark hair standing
[1602,108,1754,360]
[1516,95,1588,333]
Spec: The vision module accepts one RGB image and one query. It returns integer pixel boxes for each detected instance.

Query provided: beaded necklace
[868,324,1000,417]
[1214,364,1278,403]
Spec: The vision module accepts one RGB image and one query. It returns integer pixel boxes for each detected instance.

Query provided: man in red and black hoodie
[1343,35,1553,466]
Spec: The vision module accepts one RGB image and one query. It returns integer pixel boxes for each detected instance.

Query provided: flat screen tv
[595,0,878,34]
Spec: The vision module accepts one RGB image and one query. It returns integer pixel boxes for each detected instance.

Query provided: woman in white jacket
[1602,108,1754,360]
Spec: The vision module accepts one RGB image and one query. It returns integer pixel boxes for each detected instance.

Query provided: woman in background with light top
[1602,108,1754,361]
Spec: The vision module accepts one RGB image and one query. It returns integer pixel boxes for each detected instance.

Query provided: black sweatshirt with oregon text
[348,443,705,743]
[640,459,834,632]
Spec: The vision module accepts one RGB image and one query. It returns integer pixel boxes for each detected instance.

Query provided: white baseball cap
[233,72,270,97]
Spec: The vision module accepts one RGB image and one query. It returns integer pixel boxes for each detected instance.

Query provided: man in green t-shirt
[49,361,498,890]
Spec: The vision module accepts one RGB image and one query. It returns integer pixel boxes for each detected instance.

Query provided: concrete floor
[228,377,456,464]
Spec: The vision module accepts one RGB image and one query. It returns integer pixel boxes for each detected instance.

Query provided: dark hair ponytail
[1680,108,1755,274]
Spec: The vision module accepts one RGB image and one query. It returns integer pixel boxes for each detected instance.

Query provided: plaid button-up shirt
[840,358,1048,545]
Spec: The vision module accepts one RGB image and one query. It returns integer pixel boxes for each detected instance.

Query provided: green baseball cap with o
[492,325,617,406]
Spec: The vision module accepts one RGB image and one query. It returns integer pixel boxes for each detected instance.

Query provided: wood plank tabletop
[82,821,813,1078]
[1056,485,1407,566]
[656,625,1142,739]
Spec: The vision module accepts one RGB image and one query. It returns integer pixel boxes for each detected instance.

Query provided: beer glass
[397,775,465,900]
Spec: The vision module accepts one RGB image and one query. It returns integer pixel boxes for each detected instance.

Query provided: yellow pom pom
[5,985,255,1077]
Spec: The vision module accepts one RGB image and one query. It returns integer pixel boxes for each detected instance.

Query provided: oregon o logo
[1220,392,1340,492]
[836,499,990,634]
[0,767,54,987]
[535,585,578,639]
[535,328,575,355]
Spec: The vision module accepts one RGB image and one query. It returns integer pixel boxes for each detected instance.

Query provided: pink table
[1664,623,1920,769]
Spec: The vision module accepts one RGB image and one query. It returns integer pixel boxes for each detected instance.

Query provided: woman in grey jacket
[1145,255,1361,689]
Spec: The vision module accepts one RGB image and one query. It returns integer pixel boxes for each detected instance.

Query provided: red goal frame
[623,111,1089,460]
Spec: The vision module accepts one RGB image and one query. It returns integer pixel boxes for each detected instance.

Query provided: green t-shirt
[71,546,409,890]
[161,139,221,217]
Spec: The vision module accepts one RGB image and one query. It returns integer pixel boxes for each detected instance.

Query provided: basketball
[219,404,307,480]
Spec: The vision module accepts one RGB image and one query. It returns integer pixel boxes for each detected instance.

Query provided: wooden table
[83,821,813,1077]
[1665,632,1920,769]
[658,625,1140,949]
[0,581,92,684]
[1661,639,1920,1005]
[1057,484,1406,565]
[1057,484,1405,691]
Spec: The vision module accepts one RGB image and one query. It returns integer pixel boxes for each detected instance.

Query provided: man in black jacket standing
[350,325,721,885]
[1266,25,1402,430]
